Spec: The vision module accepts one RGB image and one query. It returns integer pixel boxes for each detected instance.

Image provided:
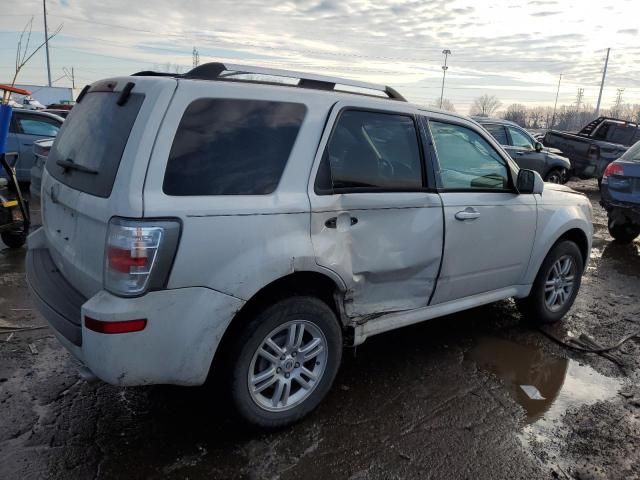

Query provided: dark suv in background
[475,117,571,183]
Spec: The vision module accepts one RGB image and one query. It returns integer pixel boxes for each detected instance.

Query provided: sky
[1,0,639,114]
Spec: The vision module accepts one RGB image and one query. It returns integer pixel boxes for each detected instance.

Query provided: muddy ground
[1,179,639,480]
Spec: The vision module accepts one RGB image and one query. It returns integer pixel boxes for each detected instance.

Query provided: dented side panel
[310,193,444,317]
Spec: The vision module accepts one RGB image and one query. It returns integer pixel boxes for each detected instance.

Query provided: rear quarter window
[163,99,306,195]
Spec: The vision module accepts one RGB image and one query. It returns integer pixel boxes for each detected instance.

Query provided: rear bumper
[26,246,85,347]
[27,228,245,386]
[600,198,640,223]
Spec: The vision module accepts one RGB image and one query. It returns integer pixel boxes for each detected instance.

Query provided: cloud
[0,0,638,111]
[531,11,561,17]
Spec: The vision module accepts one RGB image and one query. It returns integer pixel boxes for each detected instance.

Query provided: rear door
[12,112,61,181]
[41,77,177,297]
[426,117,537,304]
[309,102,443,318]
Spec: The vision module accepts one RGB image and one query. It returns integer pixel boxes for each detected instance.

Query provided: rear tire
[1,231,27,249]
[545,168,565,184]
[516,240,584,324]
[229,296,342,428]
[608,218,640,244]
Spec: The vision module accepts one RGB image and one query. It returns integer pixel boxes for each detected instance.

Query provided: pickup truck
[543,117,640,180]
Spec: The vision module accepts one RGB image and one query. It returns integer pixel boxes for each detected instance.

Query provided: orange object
[0,84,31,95]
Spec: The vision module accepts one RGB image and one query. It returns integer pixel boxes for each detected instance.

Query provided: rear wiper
[56,158,98,174]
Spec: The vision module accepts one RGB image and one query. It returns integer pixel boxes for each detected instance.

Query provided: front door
[505,125,546,176]
[426,118,537,304]
[309,105,443,318]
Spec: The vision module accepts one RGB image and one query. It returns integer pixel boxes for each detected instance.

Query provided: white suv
[27,63,592,427]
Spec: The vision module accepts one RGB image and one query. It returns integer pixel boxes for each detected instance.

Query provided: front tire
[230,296,342,428]
[545,168,565,184]
[608,218,640,244]
[516,240,584,324]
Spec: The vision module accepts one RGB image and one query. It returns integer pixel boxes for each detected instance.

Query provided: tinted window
[507,126,534,149]
[17,116,60,136]
[483,124,508,145]
[430,121,511,190]
[608,125,637,146]
[318,110,423,192]
[47,91,145,198]
[164,99,306,195]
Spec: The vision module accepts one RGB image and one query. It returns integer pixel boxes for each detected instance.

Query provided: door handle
[325,216,358,229]
[516,151,525,155]
[455,208,480,221]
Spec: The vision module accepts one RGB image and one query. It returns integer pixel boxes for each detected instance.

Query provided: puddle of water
[466,337,621,424]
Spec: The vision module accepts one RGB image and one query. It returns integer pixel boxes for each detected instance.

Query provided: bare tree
[431,98,456,112]
[10,18,62,88]
[470,94,501,117]
[503,104,527,126]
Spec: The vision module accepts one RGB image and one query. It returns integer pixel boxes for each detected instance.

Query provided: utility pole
[575,88,584,112]
[439,49,451,109]
[613,88,624,117]
[575,88,584,131]
[595,47,610,117]
[550,73,562,129]
[43,0,52,87]
[192,47,200,68]
[63,67,75,89]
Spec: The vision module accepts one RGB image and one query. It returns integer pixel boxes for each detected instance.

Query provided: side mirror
[534,141,543,152]
[517,169,544,195]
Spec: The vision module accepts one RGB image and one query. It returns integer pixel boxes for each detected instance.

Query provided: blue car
[600,140,640,243]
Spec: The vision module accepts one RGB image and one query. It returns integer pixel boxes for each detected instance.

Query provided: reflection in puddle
[467,337,621,424]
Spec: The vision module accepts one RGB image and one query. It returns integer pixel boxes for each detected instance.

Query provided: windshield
[46,90,145,198]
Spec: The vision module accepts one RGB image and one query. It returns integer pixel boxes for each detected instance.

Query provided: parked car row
[26,63,593,428]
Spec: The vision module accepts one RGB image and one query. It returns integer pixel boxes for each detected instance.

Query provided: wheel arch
[522,216,591,288]
[208,270,346,377]
[555,227,589,267]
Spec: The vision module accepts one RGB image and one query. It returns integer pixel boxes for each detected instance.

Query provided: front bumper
[27,229,245,386]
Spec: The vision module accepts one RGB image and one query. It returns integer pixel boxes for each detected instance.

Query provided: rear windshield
[163,98,306,195]
[621,141,640,163]
[46,91,144,198]
[592,122,638,146]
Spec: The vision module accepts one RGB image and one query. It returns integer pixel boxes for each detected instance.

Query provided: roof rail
[133,62,406,102]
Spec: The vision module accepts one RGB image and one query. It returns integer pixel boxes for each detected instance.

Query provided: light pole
[43,0,52,87]
[595,48,610,118]
[439,49,451,109]
[550,73,562,129]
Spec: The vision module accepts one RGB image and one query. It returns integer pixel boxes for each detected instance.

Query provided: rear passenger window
[164,99,306,195]
[317,110,423,192]
[483,124,508,145]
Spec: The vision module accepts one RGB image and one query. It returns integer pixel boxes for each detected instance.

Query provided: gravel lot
[1,178,639,479]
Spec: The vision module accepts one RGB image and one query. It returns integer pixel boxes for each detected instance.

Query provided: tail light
[105,218,181,296]
[601,162,624,184]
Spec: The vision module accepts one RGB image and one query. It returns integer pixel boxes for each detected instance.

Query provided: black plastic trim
[26,248,85,346]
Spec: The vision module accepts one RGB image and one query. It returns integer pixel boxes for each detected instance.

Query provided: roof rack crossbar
[172,62,406,101]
